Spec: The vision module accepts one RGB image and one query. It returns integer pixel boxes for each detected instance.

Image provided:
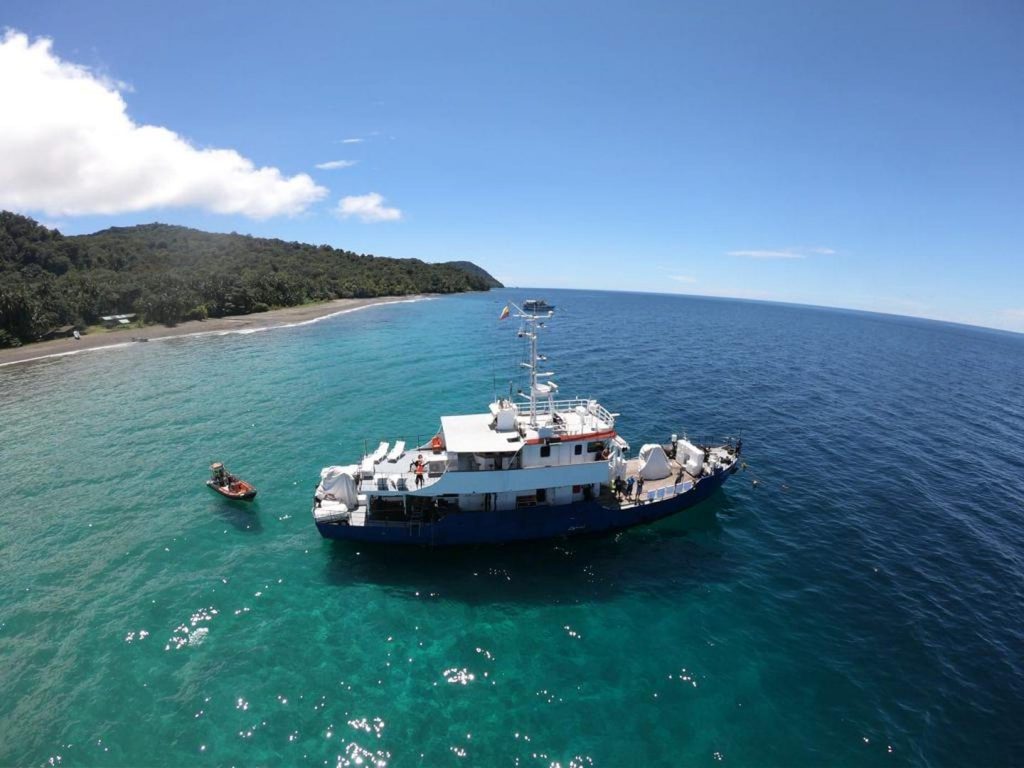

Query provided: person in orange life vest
[410,454,427,488]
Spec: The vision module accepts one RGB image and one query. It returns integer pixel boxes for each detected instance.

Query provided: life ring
[431,436,443,452]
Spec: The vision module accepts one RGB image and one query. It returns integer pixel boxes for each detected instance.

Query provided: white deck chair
[360,456,375,479]
[361,442,389,478]
[386,440,406,462]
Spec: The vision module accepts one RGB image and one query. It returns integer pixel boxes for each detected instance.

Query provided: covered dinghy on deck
[315,465,359,523]
[675,438,705,478]
[637,443,672,480]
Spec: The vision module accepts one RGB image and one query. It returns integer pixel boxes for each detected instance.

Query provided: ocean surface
[2,288,1023,767]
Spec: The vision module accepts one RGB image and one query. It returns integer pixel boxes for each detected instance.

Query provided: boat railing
[446,453,523,472]
[516,396,616,430]
[634,435,741,463]
[674,434,742,450]
[361,434,442,460]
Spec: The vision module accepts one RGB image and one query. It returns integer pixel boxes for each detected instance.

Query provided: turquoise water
[2,289,1023,766]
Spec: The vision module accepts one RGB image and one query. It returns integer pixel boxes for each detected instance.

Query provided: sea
[1,288,1023,767]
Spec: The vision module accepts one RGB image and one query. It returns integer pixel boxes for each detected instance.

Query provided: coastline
[0,294,432,368]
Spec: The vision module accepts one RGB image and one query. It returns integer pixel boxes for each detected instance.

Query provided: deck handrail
[514,395,616,428]
[672,434,743,449]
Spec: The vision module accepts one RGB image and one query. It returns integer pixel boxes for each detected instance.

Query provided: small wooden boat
[207,462,257,501]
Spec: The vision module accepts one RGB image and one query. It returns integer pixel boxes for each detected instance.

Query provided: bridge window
[540,445,551,458]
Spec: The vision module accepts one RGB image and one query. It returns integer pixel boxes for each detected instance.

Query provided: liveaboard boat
[311,303,740,545]
[207,462,257,501]
[522,298,555,313]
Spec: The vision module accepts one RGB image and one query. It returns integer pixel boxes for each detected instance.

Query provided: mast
[528,312,539,427]
[511,302,553,428]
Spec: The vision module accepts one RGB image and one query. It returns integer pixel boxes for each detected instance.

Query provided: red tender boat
[207,462,257,501]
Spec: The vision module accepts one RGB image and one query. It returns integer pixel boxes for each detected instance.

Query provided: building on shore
[100,314,137,328]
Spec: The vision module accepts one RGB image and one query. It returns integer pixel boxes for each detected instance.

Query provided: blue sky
[2,1,1023,331]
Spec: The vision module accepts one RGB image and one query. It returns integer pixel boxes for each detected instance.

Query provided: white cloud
[315,160,357,170]
[729,250,804,259]
[1002,309,1024,321]
[340,138,364,144]
[0,30,327,218]
[336,192,402,223]
[669,274,697,284]
[728,247,835,259]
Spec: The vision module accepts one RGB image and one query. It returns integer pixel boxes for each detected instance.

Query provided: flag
[499,305,510,321]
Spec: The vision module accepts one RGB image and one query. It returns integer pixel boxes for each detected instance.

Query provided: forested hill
[0,212,502,347]
[441,261,503,288]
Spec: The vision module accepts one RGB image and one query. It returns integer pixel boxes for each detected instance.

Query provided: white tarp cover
[638,444,672,480]
[319,466,358,509]
[675,439,704,477]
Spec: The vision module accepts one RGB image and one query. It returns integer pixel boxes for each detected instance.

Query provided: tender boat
[522,298,555,313]
[207,462,257,501]
[312,303,740,545]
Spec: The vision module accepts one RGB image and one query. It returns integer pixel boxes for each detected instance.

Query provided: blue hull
[315,465,736,546]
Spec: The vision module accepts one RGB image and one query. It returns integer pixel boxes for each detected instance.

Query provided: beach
[0,294,430,367]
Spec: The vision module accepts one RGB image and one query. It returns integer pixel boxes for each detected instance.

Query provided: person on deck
[411,454,427,488]
[635,476,645,502]
[614,477,626,498]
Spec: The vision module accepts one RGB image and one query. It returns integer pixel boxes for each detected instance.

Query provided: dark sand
[0,295,430,367]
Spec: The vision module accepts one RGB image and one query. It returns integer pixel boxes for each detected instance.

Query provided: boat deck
[627,456,699,489]
[601,456,701,509]
[364,448,444,492]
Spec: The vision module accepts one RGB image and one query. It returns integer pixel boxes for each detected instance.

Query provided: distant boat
[522,299,555,313]
[207,462,257,501]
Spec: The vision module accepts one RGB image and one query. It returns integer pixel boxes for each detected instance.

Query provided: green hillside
[0,212,502,347]
[442,260,503,288]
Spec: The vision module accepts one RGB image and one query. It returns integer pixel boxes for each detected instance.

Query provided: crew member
[411,454,427,488]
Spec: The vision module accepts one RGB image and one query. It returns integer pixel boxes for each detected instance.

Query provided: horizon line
[498,285,1024,339]
[8,210,1019,338]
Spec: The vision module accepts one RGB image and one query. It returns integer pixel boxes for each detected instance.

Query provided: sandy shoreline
[0,295,432,368]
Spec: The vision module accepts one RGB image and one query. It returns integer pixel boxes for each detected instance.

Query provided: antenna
[505,301,555,428]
